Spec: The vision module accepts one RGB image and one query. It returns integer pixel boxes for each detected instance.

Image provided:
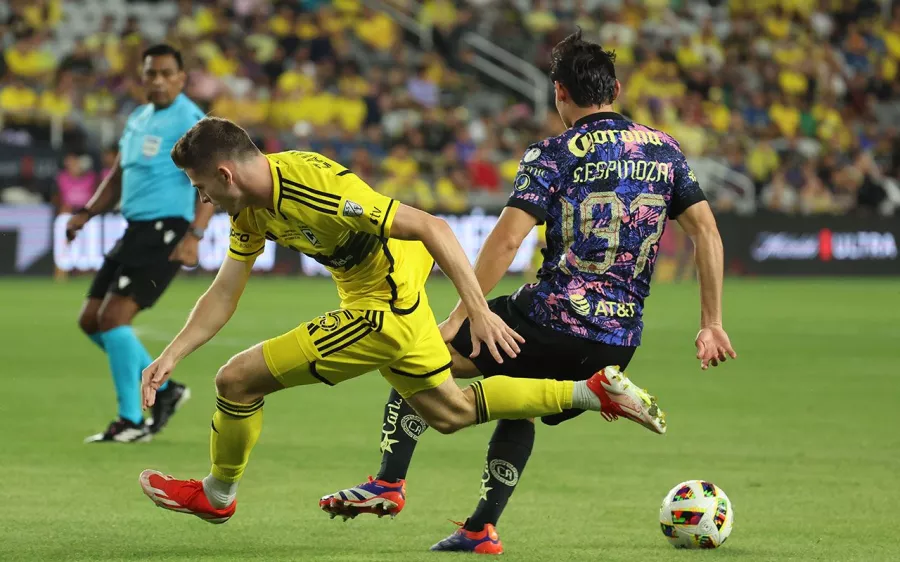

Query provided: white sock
[571,380,602,411]
[202,474,238,508]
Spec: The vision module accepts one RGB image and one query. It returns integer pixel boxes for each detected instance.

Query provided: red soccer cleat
[586,366,667,434]
[430,521,504,554]
[139,469,236,524]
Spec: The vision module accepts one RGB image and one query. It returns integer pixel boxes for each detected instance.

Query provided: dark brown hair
[171,117,259,172]
[549,29,617,107]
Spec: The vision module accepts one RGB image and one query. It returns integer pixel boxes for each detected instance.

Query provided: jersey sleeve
[669,154,707,218]
[334,174,399,239]
[227,211,265,261]
[505,144,557,224]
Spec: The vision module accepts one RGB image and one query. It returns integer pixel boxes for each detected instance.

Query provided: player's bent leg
[140,344,281,524]
[403,375,571,435]
[431,418,533,555]
[143,311,393,523]
[80,256,120,350]
[85,294,153,443]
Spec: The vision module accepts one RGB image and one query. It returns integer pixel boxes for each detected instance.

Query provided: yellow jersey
[228,151,433,313]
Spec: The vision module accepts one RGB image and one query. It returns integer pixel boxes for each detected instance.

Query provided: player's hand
[468,310,525,364]
[695,325,737,370]
[65,211,90,242]
[169,235,199,267]
[142,355,177,408]
[438,309,465,343]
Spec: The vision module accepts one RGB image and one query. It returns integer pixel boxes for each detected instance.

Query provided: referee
[67,44,212,443]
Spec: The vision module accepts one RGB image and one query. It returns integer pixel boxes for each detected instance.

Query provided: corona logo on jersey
[567,128,664,157]
[752,229,898,262]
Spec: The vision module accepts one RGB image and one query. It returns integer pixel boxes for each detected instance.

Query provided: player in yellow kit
[137,117,662,524]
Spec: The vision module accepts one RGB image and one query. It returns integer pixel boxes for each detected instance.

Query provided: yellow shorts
[262,297,452,399]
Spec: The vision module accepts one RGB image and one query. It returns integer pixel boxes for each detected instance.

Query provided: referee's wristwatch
[187,227,205,240]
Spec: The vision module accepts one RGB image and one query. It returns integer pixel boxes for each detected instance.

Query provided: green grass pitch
[1,275,898,561]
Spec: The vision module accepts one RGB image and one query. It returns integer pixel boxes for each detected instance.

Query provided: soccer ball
[659,480,733,549]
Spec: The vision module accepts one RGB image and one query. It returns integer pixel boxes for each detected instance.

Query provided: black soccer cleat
[84,417,151,443]
[148,380,192,435]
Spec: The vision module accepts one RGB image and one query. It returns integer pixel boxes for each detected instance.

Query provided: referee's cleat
[319,477,406,521]
[148,380,191,434]
[587,365,667,434]
[84,417,151,443]
[430,520,504,554]
[139,469,235,524]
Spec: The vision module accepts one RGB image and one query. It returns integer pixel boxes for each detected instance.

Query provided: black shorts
[451,295,637,425]
[87,218,189,309]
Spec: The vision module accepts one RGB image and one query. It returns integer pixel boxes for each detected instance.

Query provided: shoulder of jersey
[182,97,206,120]
[130,103,154,120]
[520,135,560,166]
[630,120,679,147]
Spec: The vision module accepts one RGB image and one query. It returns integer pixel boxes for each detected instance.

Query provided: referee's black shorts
[87,217,189,309]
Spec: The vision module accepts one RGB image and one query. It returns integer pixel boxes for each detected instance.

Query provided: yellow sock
[210,395,264,483]
[469,377,574,423]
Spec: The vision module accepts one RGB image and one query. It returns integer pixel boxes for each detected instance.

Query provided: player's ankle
[571,380,601,411]
[375,475,404,485]
[463,518,494,533]
[202,474,238,509]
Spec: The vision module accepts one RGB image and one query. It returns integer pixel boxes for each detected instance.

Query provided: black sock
[375,388,428,483]
[464,418,535,532]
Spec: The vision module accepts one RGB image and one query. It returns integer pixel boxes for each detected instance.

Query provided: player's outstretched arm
[141,256,253,407]
[389,204,525,363]
[676,201,737,369]
[65,154,123,241]
[444,207,538,330]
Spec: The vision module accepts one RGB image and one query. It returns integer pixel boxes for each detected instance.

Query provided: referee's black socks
[464,418,535,532]
[376,388,428,483]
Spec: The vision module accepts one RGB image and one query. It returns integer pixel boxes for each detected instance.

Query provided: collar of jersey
[574,111,627,128]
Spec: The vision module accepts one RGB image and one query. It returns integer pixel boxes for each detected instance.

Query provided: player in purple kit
[320,30,737,553]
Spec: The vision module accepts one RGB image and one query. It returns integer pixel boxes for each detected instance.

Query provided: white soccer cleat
[586,366,667,434]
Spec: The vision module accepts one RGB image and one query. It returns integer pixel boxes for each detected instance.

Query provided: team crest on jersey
[343,200,363,217]
[514,173,531,191]
[300,227,321,247]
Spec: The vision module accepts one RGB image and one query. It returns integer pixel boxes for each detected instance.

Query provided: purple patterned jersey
[507,112,706,346]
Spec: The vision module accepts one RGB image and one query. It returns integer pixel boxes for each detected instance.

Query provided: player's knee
[78,310,99,335]
[215,360,248,401]
[427,416,464,435]
[96,302,137,332]
[420,403,473,435]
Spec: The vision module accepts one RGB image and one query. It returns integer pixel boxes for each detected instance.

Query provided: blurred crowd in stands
[1,0,899,216]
